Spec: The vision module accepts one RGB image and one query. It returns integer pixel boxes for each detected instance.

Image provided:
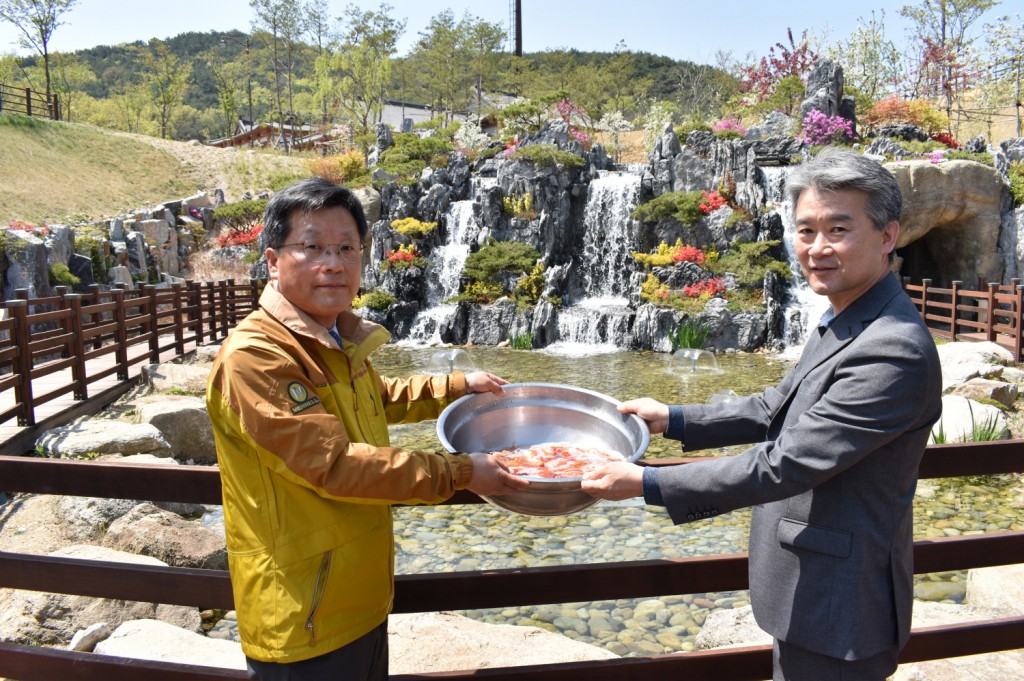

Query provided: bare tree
[0,0,78,102]
[250,0,303,151]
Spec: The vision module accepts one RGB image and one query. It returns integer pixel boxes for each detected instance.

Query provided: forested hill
[53,29,732,129]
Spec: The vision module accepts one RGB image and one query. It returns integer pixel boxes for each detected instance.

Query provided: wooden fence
[0,279,265,452]
[903,277,1024,361]
[0,443,1023,680]
[0,84,60,120]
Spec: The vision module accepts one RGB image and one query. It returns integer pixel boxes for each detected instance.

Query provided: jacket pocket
[777,517,852,558]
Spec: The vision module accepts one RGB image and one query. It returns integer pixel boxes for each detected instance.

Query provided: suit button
[687,514,695,521]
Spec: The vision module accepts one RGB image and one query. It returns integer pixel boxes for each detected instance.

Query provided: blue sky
[0,0,1010,65]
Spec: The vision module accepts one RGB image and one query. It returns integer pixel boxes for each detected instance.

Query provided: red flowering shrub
[930,132,960,149]
[381,244,427,271]
[215,223,263,248]
[698,190,728,215]
[671,245,706,265]
[683,278,727,298]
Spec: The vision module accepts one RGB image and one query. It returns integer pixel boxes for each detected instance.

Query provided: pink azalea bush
[798,109,855,145]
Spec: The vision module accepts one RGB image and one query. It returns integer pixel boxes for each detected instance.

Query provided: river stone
[36,420,172,459]
[388,612,617,674]
[949,378,1019,408]
[694,605,771,650]
[68,622,112,652]
[94,618,245,670]
[141,362,211,394]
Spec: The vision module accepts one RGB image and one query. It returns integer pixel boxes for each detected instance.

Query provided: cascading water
[761,166,830,358]
[545,170,642,355]
[403,177,495,344]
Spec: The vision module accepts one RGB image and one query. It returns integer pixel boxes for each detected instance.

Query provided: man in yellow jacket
[206,176,528,681]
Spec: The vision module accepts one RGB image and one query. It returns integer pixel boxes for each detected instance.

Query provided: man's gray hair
[785,147,902,231]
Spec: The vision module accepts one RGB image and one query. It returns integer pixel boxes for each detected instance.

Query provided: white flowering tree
[596,110,632,162]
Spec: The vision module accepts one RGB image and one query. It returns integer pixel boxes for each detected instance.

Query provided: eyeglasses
[279,242,363,265]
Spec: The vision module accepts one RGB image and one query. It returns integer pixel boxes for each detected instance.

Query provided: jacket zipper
[305,551,332,646]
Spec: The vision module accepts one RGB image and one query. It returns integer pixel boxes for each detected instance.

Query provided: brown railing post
[985,282,998,342]
[66,294,87,400]
[86,284,102,350]
[250,278,260,311]
[205,281,217,342]
[54,286,69,358]
[226,278,238,329]
[948,280,957,340]
[112,287,129,381]
[217,280,229,339]
[188,280,204,346]
[144,285,160,363]
[24,87,31,117]
[172,283,184,356]
[1015,286,1024,363]
[8,300,34,426]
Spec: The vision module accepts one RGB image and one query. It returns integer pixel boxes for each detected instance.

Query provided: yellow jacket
[206,284,473,662]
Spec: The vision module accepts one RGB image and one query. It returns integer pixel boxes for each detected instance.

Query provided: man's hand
[465,371,508,395]
[466,452,530,496]
[618,398,670,434]
[581,462,644,500]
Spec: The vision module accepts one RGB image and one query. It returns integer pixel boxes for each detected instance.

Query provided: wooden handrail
[0,279,269,435]
[903,277,1024,361]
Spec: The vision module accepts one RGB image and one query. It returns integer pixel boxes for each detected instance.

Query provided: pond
[372,344,1024,656]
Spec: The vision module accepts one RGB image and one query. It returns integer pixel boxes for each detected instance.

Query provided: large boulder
[102,503,227,570]
[36,420,173,459]
[93,619,245,669]
[0,545,201,646]
[132,395,217,464]
[888,160,1008,288]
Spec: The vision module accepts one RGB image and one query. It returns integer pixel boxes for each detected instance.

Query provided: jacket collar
[259,283,391,362]
[794,271,904,376]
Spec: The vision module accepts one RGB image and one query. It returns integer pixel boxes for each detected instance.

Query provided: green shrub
[509,143,585,169]
[900,140,946,154]
[74,233,109,283]
[944,150,993,166]
[446,280,504,304]
[708,240,791,286]
[671,319,710,351]
[675,119,713,138]
[48,262,80,287]
[213,199,267,231]
[1007,162,1024,208]
[462,239,541,285]
[510,332,533,350]
[513,262,545,306]
[353,289,396,311]
[631,191,705,228]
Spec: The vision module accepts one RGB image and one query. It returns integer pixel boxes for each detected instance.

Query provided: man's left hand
[465,371,508,395]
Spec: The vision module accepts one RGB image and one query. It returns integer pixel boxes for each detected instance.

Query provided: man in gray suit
[582,148,942,680]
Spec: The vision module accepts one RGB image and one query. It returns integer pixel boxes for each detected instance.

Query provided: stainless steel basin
[436,383,649,516]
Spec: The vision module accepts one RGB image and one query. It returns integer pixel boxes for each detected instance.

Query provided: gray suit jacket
[658,273,942,660]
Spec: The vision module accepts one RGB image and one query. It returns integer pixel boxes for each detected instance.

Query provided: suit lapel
[775,273,905,416]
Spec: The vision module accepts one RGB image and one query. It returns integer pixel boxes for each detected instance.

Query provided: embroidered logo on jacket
[287,382,320,414]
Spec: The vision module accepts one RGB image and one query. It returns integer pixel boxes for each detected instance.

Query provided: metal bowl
[436,383,649,516]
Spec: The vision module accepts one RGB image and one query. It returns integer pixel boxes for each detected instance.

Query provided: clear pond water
[370,345,1024,656]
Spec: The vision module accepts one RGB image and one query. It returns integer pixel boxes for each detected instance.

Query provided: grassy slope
[0,115,213,227]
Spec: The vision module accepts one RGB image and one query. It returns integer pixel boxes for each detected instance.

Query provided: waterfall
[544,171,641,356]
[571,171,642,301]
[402,177,495,345]
[761,166,830,358]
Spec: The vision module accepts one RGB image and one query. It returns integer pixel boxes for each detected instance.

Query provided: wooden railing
[1,442,1023,680]
[0,85,60,120]
[902,277,1024,361]
[0,279,266,440]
